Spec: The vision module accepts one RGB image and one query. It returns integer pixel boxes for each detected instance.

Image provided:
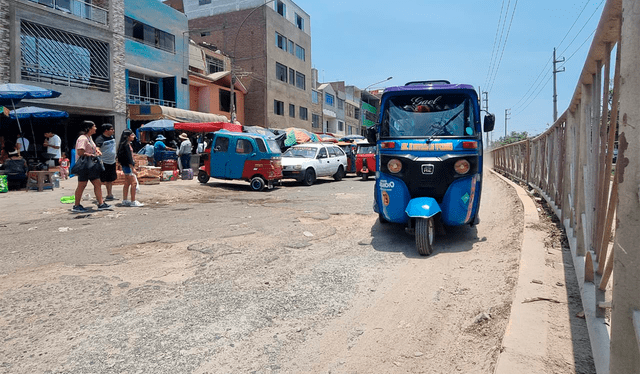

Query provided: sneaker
[121,200,131,207]
[105,195,117,201]
[129,200,144,207]
[97,202,112,211]
[71,205,88,213]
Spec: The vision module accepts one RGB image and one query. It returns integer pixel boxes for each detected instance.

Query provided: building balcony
[21,62,110,92]
[127,94,176,108]
[27,0,109,26]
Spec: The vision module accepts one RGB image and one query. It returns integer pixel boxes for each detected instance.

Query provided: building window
[289,68,295,86]
[312,90,319,104]
[206,56,224,74]
[219,89,236,113]
[299,107,308,120]
[325,93,334,106]
[355,107,360,119]
[289,104,295,118]
[275,32,287,51]
[199,0,211,5]
[295,72,305,90]
[128,72,166,105]
[288,40,295,55]
[295,13,304,31]
[312,114,320,128]
[20,20,111,92]
[338,121,344,131]
[275,0,286,17]
[295,44,305,61]
[338,99,344,110]
[274,100,284,115]
[125,16,175,53]
[276,62,287,83]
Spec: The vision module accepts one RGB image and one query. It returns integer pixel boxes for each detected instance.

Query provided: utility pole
[505,109,511,139]
[482,91,489,146]
[553,48,565,123]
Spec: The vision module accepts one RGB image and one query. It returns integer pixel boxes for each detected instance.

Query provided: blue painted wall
[125,0,189,109]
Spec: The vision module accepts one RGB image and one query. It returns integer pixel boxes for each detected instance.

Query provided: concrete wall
[125,0,189,109]
[0,0,10,82]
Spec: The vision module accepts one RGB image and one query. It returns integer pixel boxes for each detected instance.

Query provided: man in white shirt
[15,133,30,155]
[44,130,62,165]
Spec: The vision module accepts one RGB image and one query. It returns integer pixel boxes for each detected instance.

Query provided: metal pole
[505,108,510,139]
[553,48,565,123]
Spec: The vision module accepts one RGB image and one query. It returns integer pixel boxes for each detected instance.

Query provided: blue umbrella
[138,119,175,131]
[0,83,61,105]
[9,106,69,119]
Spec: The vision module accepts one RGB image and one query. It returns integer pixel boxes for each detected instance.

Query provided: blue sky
[295,0,606,138]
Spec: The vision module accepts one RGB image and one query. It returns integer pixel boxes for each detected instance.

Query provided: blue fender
[405,197,441,218]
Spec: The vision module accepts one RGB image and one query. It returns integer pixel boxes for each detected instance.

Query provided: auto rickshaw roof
[382,82,475,94]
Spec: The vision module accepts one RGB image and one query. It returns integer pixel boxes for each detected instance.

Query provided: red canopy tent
[174,122,242,133]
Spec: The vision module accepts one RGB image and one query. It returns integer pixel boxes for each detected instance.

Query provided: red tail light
[462,141,478,149]
[380,142,395,149]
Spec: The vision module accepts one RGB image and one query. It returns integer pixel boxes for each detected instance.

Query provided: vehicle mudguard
[405,197,441,218]
[440,174,479,226]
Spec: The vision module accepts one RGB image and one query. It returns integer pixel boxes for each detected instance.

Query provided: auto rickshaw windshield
[381,94,476,138]
[357,145,376,154]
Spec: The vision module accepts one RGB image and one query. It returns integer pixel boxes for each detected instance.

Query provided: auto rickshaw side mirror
[483,114,495,132]
[366,127,377,144]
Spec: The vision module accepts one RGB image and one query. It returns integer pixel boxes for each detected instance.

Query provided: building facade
[176,0,312,130]
[2,0,126,143]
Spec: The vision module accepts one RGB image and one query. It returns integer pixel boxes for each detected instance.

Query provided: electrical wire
[487,0,519,93]
[484,0,507,89]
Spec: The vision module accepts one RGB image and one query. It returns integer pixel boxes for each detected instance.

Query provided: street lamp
[229,0,278,124]
[364,76,393,92]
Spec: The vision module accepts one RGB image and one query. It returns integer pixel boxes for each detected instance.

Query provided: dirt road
[0,171,593,373]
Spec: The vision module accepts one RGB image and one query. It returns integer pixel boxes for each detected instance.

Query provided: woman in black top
[117,129,143,207]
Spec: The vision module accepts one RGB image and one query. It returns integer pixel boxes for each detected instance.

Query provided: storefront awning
[128,104,229,123]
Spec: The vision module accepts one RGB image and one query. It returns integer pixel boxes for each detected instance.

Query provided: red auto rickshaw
[355,143,377,180]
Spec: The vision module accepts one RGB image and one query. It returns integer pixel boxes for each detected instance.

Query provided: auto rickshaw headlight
[387,159,402,173]
[454,159,471,175]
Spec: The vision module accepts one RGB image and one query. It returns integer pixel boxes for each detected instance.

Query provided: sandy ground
[0,170,594,373]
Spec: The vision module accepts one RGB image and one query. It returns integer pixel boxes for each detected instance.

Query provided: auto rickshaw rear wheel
[250,176,265,191]
[378,213,388,224]
[415,217,435,256]
[197,170,210,184]
[362,173,369,181]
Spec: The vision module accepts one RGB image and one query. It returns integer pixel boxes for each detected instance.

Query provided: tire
[333,165,344,181]
[415,217,435,256]
[250,176,265,191]
[362,173,369,181]
[197,170,210,184]
[378,213,388,224]
[302,168,316,186]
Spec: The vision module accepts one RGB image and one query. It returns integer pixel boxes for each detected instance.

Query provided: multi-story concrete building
[188,40,247,124]
[345,85,361,135]
[167,0,312,131]
[2,0,126,147]
[310,68,322,133]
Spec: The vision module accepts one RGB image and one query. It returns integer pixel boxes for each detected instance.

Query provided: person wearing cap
[176,133,192,173]
[153,134,175,166]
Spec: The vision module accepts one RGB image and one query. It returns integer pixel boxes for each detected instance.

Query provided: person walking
[95,123,118,201]
[117,129,143,207]
[176,132,192,173]
[72,121,111,213]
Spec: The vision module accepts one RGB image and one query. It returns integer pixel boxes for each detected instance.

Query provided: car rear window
[328,147,338,157]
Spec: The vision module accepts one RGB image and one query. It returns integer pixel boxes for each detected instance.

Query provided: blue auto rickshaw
[367,80,495,255]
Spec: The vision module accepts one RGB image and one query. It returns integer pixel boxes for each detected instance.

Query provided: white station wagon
[281,143,348,185]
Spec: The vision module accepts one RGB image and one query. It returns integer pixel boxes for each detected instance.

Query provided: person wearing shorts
[95,123,117,201]
[72,121,112,213]
[117,129,143,207]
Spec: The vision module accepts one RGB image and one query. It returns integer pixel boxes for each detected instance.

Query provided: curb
[490,169,550,373]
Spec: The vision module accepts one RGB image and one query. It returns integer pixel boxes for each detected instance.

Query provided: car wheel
[250,176,265,191]
[333,165,344,181]
[302,168,316,186]
[197,170,210,183]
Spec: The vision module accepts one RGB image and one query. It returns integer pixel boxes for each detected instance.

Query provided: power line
[560,28,598,66]
[487,0,519,93]
[484,0,507,89]
[558,0,605,56]
[555,0,591,51]
[514,75,552,116]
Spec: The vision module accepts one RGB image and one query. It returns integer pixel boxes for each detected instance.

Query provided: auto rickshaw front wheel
[250,176,265,191]
[415,217,435,256]
[197,170,210,184]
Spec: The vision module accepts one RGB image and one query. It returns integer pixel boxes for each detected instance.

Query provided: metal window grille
[20,20,110,92]
[206,56,224,74]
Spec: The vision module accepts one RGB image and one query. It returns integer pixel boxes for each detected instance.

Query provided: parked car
[281,143,348,185]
